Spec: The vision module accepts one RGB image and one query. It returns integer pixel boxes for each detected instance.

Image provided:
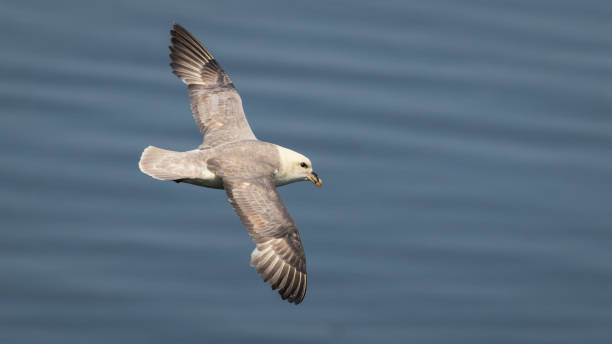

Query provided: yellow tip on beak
[308,172,322,187]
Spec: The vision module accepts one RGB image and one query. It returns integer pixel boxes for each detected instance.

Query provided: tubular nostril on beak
[308,171,322,187]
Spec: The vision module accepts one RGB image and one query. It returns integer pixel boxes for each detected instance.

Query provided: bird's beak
[307,171,322,187]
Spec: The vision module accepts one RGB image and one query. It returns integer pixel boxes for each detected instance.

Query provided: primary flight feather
[138,24,322,304]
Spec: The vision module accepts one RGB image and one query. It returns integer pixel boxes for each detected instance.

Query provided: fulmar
[138,24,322,304]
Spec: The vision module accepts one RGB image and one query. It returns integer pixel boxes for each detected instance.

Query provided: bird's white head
[275,145,322,187]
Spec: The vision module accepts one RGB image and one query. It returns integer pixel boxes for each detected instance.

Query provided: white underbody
[180,144,312,189]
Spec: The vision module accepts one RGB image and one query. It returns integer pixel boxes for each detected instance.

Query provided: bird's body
[140,140,312,189]
[138,24,321,304]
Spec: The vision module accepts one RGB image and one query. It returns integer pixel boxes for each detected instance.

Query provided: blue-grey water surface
[1,0,612,343]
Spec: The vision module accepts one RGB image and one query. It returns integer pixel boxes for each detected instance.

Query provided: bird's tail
[138,146,187,181]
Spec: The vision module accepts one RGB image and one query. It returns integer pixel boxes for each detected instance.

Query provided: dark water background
[1,0,612,343]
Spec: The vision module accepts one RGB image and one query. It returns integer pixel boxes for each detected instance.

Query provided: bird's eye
[300,162,308,168]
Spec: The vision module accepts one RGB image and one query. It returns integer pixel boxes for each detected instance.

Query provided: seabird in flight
[139,24,322,304]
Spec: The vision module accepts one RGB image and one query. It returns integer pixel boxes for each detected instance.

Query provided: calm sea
[1,0,612,343]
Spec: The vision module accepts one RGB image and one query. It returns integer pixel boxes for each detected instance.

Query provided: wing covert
[223,175,307,304]
[169,24,256,148]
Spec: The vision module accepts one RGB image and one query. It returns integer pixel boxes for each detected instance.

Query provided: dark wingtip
[171,23,189,38]
[172,22,183,31]
[277,287,304,305]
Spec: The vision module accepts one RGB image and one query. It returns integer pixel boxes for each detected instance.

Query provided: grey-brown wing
[169,24,256,148]
[223,175,307,304]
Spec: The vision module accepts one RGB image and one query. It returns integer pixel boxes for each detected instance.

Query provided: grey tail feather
[169,23,232,87]
[138,146,184,181]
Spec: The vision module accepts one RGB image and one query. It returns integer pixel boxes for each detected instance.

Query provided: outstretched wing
[223,175,307,304]
[169,24,256,148]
